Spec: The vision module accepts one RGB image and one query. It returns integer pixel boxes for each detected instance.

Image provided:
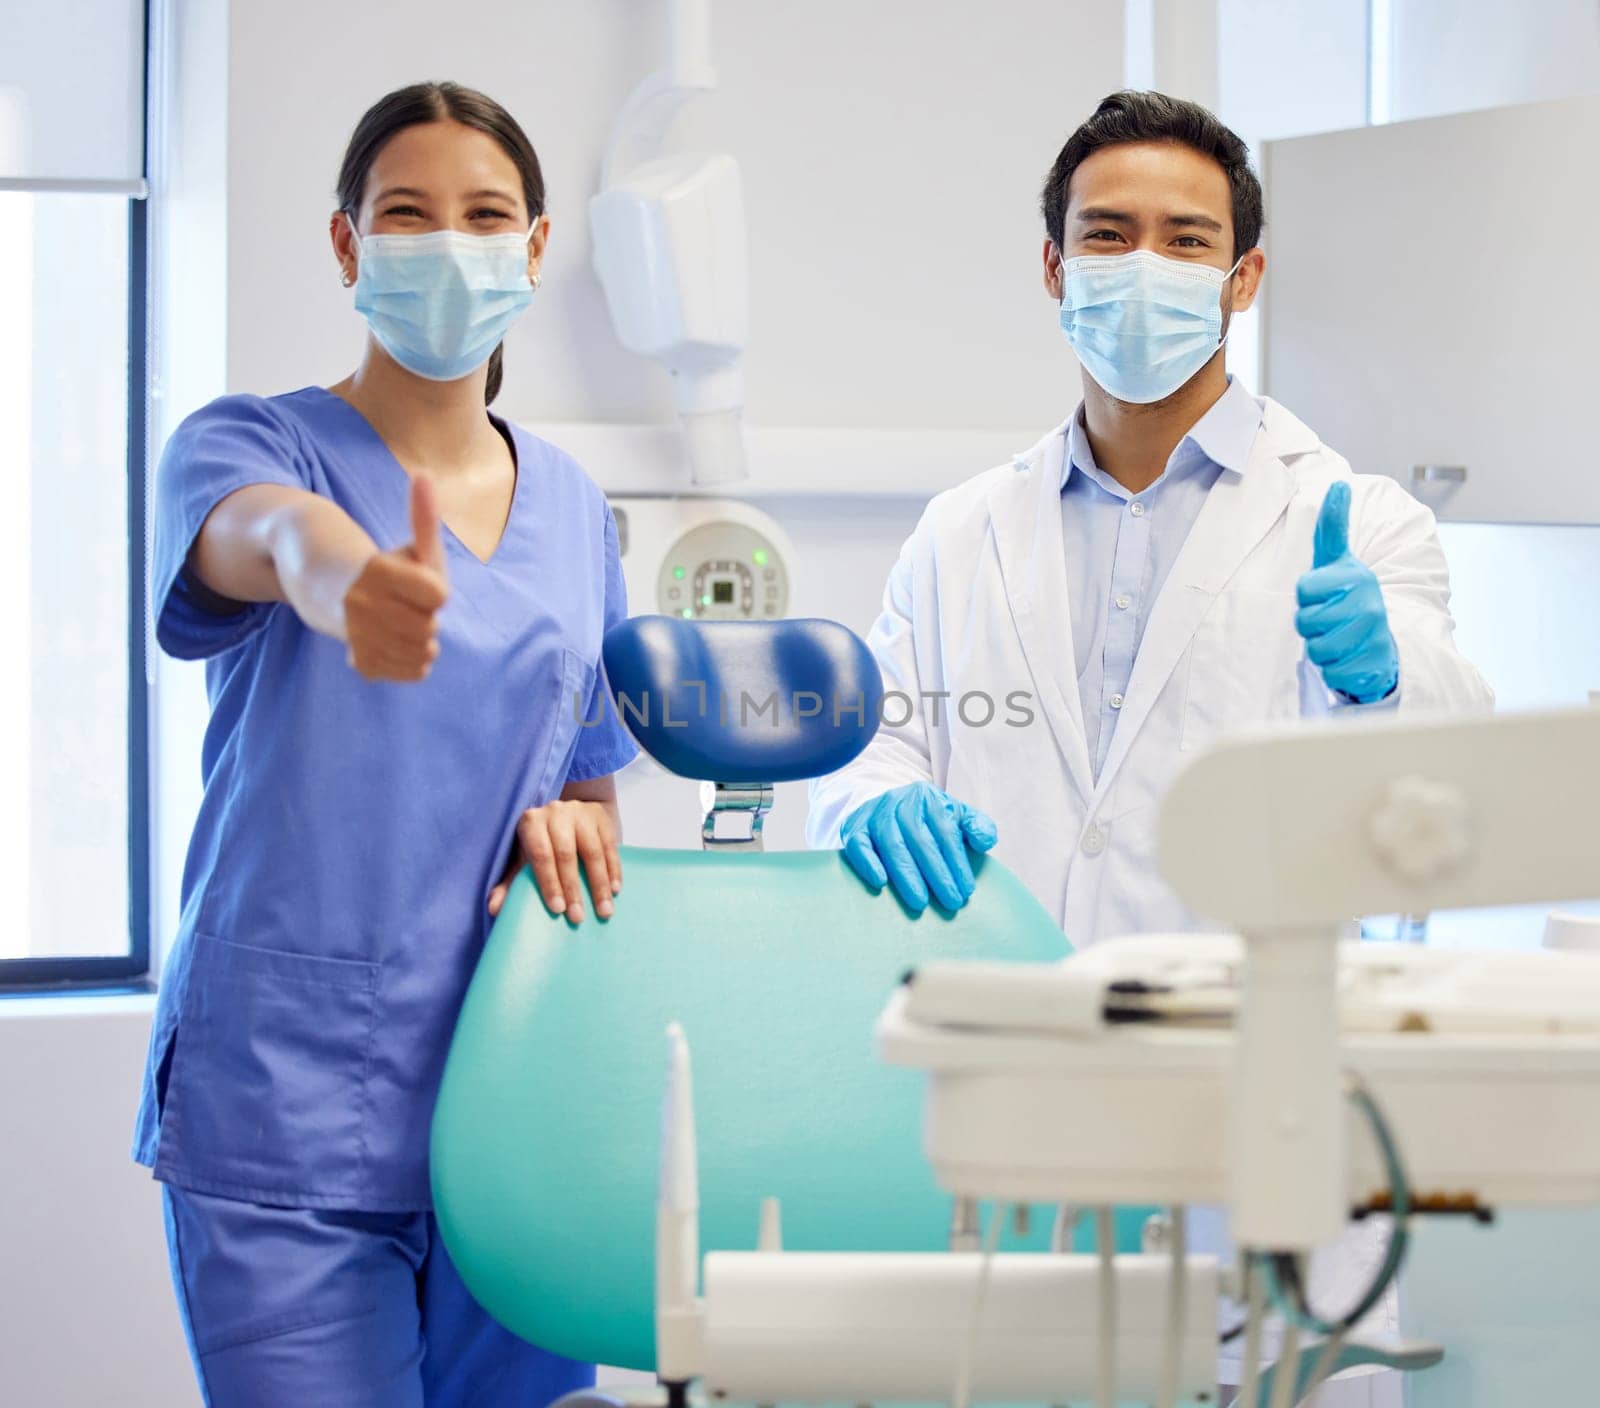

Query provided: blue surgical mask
[1057,249,1243,404]
[350,222,537,381]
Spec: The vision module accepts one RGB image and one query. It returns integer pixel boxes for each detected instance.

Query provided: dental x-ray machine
[647,707,1600,1407]
[590,0,808,848]
[591,0,748,488]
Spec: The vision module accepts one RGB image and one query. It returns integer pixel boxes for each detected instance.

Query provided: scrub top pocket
[536,647,598,798]
[160,934,380,1201]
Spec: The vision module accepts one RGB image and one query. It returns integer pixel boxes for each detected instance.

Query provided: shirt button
[1081,824,1107,856]
[1109,693,1125,710]
[1115,594,1132,611]
[1130,501,1147,517]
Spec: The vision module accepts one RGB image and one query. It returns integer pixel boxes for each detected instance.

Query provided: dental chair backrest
[430,616,1070,1371]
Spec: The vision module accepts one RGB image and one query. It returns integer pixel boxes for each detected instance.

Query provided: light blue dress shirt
[1061,376,1264,778]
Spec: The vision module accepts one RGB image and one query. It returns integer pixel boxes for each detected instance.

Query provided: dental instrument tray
[898,936,1600,1035]
[878,935,1600,1209]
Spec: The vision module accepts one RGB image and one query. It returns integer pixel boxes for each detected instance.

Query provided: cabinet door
[1261,95,1600,525]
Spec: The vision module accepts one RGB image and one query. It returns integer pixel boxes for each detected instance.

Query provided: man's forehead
[1066,141,1231,217]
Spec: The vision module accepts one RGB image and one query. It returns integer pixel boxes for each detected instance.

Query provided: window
[0,1,150,988]
[1399,524,1600,953]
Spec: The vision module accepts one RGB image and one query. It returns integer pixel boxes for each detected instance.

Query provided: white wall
[1217,0,1369,140]
[225,0,1120,432]
[1210,0,1371,397]
[0,999,199,1407]
[1260,94,1600,526]
[1381,0,1600,123]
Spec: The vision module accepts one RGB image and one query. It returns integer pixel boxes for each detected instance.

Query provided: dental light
[591,0,749,486]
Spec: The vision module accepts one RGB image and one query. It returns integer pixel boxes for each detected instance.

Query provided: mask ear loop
[526,217,543,292]
[341,211,362,288]
[1217,249,1248,349]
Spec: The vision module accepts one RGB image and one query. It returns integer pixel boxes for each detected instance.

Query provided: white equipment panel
[1262,94,1600,525]
[609,496,794,621]
[699,1252,1218,1405]
[878,980,1600,1208]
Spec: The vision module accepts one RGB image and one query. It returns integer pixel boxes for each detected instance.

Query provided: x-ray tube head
[591,151,750,485]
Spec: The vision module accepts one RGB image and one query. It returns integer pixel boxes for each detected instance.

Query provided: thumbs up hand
[341,475,450,682]
[404,471,448,576]
[1294,482,1399,704]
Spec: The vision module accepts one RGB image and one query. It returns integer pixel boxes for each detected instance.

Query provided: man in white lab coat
[807,90,1492,941]
[806,92,1492,1404]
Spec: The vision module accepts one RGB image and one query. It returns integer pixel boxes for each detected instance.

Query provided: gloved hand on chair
[839,781,998,913]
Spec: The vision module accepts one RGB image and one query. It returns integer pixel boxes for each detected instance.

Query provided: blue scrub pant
[162,1186,595,1408]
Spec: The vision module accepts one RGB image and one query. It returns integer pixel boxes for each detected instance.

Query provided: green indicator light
[700,594,713,607]
[680,606,694,619]
[752,548,768,566]
[673,565,686,580]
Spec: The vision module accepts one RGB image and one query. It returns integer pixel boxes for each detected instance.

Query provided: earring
[340,269,354,287]
[531,272,542,291]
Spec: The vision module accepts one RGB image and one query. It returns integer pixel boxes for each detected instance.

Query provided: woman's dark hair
[1040,90,1264,262]
[337,81,545,406]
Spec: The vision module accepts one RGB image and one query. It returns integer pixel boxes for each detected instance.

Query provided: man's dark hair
[1040,90,1264,261]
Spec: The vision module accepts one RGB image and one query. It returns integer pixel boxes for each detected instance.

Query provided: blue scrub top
[133,388,638,1210]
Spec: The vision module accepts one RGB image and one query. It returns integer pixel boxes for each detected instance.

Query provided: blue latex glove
[1294,482,1399,704]
[839,782,998,913]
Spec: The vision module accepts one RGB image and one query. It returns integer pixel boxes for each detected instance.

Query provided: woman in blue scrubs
[132,82,638,1406]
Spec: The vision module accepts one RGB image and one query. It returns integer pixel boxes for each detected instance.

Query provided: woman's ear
[330,210,358,286]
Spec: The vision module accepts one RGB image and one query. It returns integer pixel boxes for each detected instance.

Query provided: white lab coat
[807,396,1494,945]
[809,397,1493,1406]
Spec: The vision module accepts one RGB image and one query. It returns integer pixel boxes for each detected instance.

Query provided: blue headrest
[601,616,883,783]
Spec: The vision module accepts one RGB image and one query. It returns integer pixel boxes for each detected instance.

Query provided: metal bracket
[1410,464,1467,485]
[700,780,774,852]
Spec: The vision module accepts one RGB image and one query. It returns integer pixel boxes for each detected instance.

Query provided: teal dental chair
[429,617,1431,1404]
[430,616,1076,1372]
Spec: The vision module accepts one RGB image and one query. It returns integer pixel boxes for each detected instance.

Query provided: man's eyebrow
[1072,208,1226,234]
